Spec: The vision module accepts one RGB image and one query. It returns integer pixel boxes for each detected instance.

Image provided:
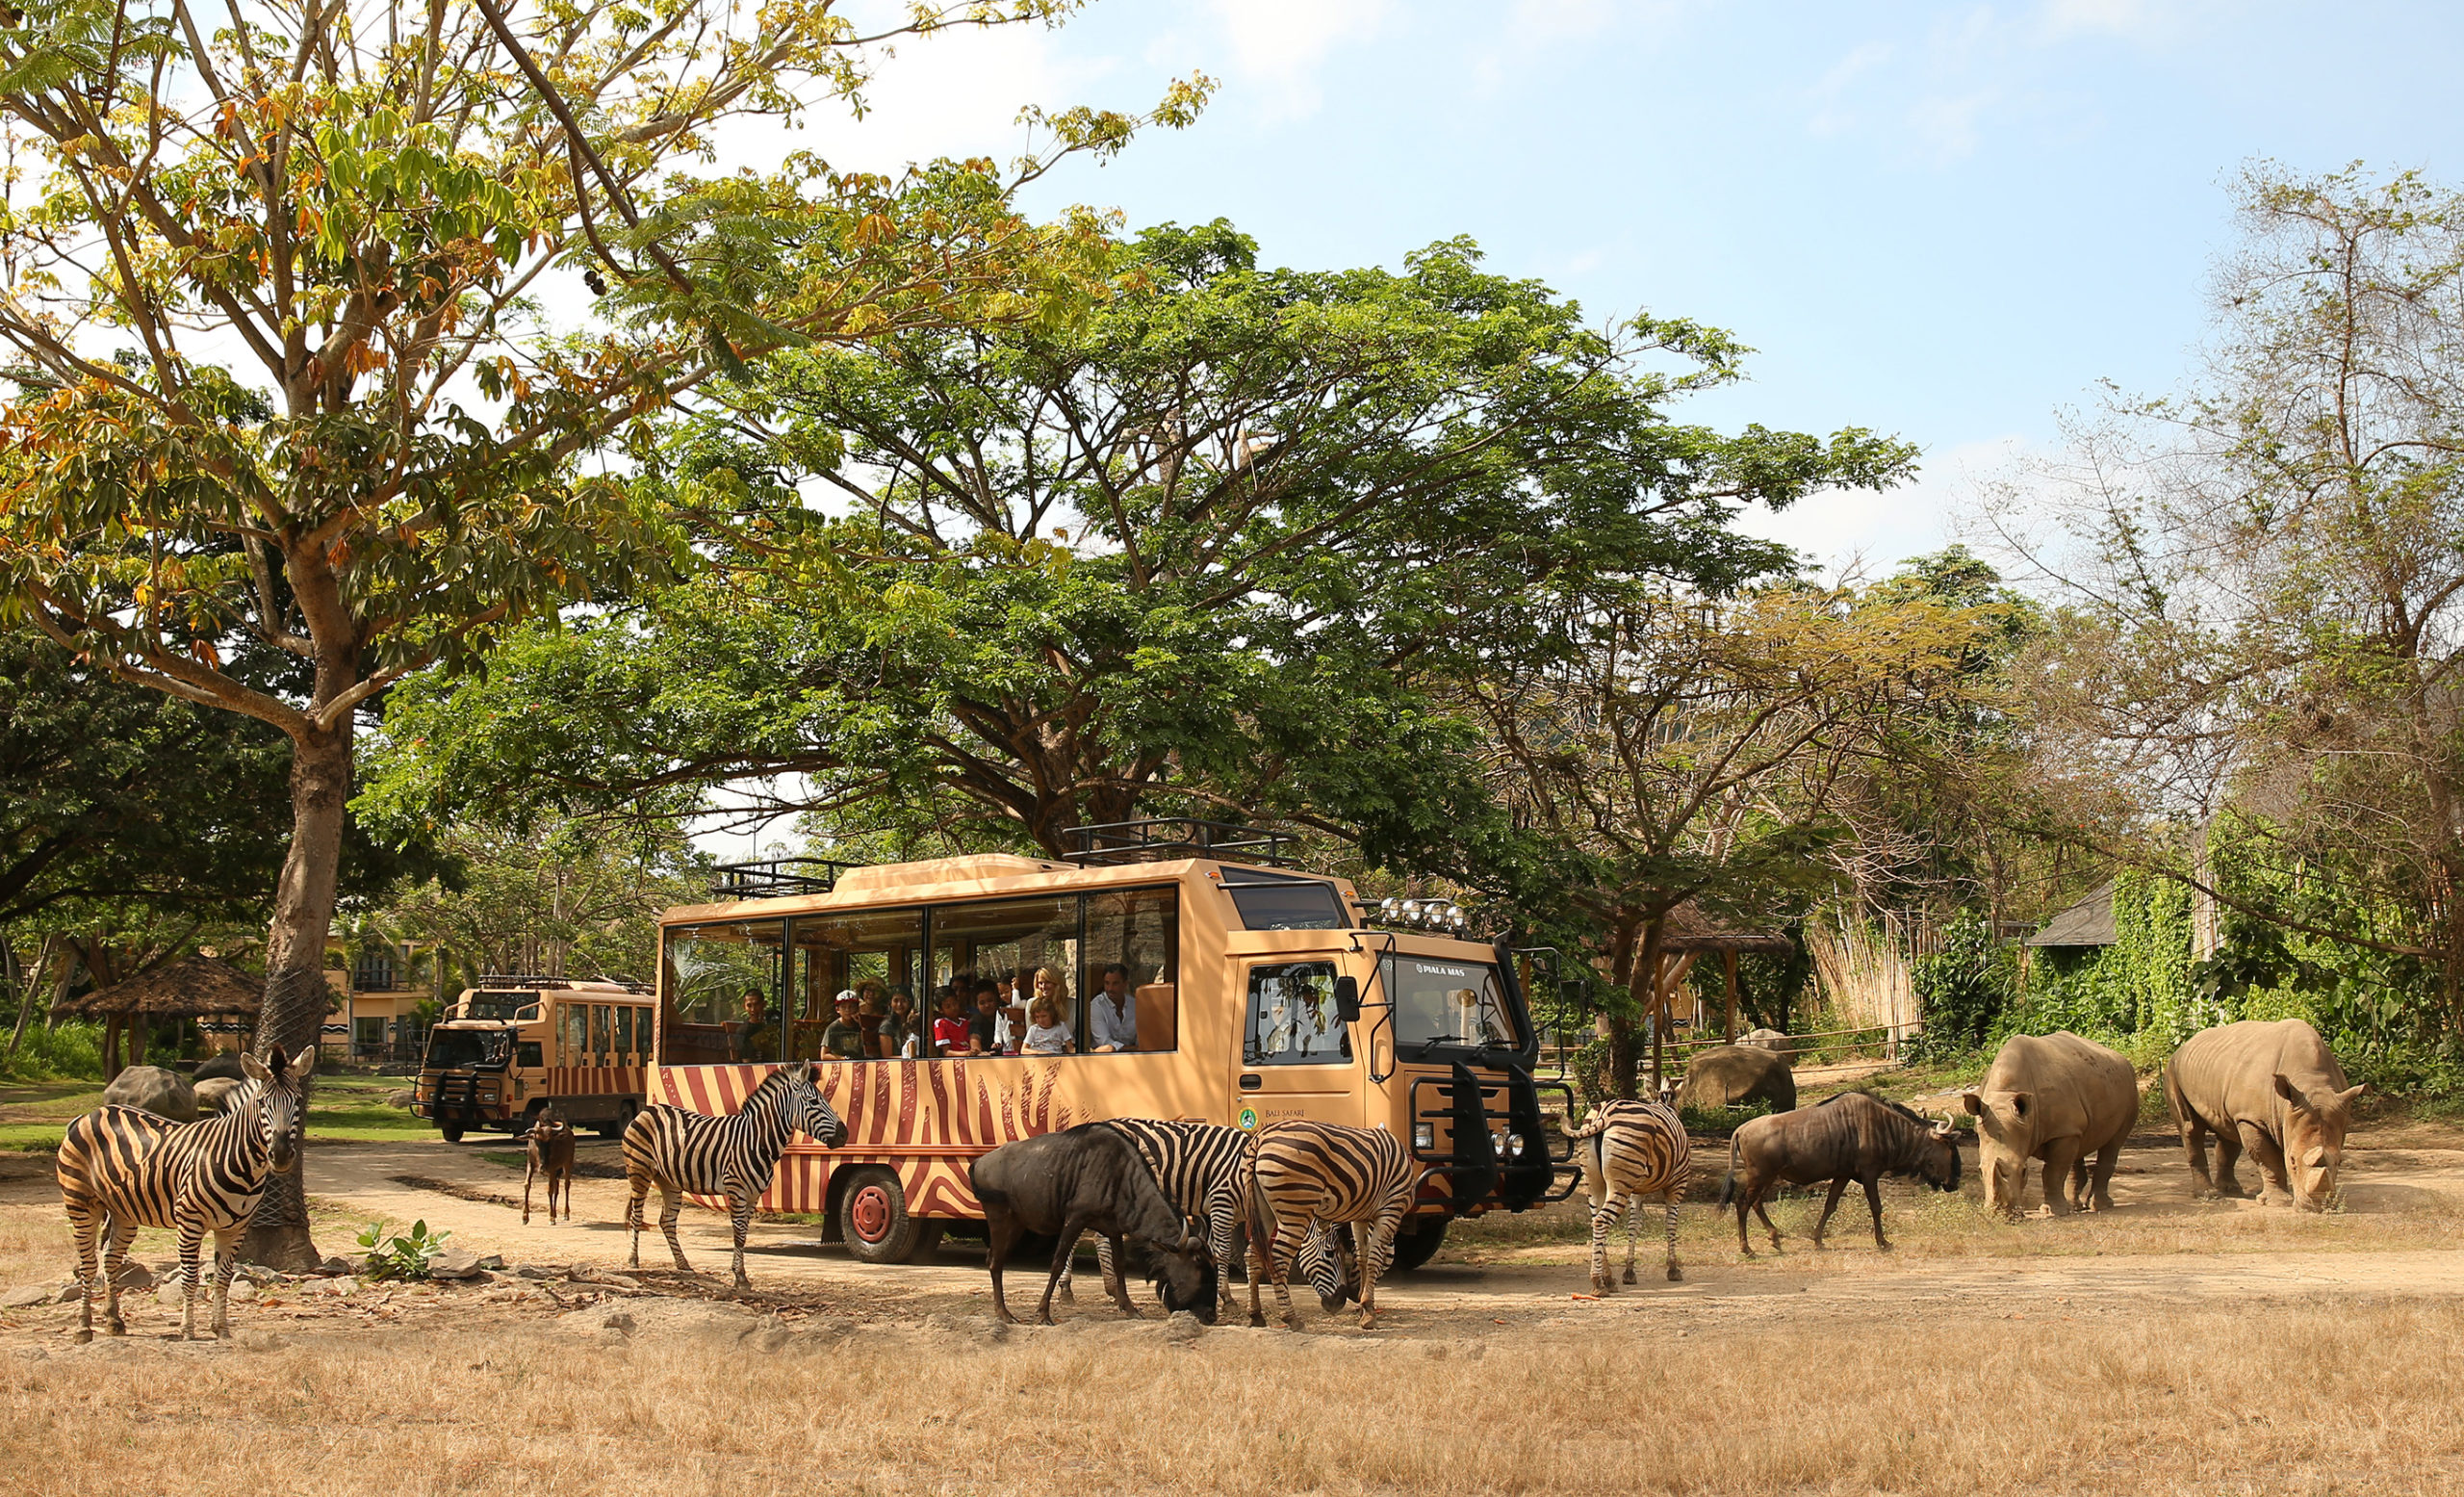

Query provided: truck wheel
[839,1167,938,1264]
[440,1123,465,1144]
[1388,1218,1449,1274]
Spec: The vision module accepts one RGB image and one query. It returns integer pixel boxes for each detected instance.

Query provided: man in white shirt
[1090,963,1137,1052]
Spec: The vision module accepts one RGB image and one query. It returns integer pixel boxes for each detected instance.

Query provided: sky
[779,0,2464,575]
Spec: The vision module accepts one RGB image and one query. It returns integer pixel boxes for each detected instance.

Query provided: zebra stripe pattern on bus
[1565,1097,1692,1290]
[623,1060,848,1287]
[54,1046,315,1342]
[1242,1119,1417,1330]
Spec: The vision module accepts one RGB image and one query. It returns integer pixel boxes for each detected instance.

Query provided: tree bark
[239,720,354,1270]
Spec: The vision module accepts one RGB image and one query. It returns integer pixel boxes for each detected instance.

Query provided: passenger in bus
[856,992,886,1057]
[822,991,868,1061]
[1090,963,1137,1053]
[730,990,778,1062]
[1033,965,1069,1013]
[967,982,1011,1055]
[883,989,920,1058]
[932,991,971,1057]
[1022,995,1074,1055]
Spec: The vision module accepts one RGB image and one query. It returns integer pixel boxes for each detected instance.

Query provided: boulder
[192,1052,249,1083]
[229,1279,258,1303]
[317,1255,359,1278]
[1740,1028,1795,1057]
[1674,1045,1797,1113]
[100,1065,197,1123]
[1,1283,55,1309]
[386,1089,418,1108]
[194,1076,244,1115]
[427,1253,488,1281]
[112,1261,155,1291]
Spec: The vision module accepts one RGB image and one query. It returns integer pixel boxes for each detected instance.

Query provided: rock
[386,1089,418,1108]
[474,1254,506,1272]
[1162,1311,1205,1342]
[155,1282,189,1308]
[427,1252,486,1281]
[599,1310,637,1337]
[112,1261,155,1292]
[317,1255,358,1278]
[1674,1045,1797,1113]
[229,1280,258,1303]
[0,1283,55,1309]
[101,1065,197,1123]
[194,1077,244,1115]
[192,1052,248,1083]
[50,1284,81,1304]
[514,1264,554,1280]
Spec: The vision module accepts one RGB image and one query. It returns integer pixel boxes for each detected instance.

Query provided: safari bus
[413,977,658,1143]
[649,820,1580,1266]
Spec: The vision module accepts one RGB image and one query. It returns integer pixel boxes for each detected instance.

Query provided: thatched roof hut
[53,955,260,1079]
[1656,901,1795,957]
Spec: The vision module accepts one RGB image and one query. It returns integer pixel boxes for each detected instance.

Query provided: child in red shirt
[931,990,971,1057]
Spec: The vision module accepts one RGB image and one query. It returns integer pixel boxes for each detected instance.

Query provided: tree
[1456,579,1991,1095]
[363,221,1912,862]
[0,0,1191,1264]
[2003,165,2464,1028]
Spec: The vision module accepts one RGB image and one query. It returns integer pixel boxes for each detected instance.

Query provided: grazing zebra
[623,1061,847,1288]
[55,1045,315,1343]
[1243,1119,1417,1330]
[1565,1097,1692,1291]
[1057,1119,1339,1317]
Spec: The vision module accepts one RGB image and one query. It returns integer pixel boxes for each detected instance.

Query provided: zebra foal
[55,1045,314,1342]
[1565,1097,1692,1291]
[623,1061,847,1288]
[1243,1119,1416,1330]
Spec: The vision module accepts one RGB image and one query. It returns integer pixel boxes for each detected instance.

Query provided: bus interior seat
[1135,984,1176,1052]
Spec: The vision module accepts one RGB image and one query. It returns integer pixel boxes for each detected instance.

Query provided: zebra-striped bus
[412,977,656,1143]
[650,821,1582,1267]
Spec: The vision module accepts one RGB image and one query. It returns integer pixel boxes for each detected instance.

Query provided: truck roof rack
[473,974,650,994]
[1061,817,1299,869]
[708,857,861,899]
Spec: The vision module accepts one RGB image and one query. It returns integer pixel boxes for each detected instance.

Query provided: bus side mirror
[1334,976,1361,1024]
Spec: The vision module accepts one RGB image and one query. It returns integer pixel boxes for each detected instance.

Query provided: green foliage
[1908,915,2018,1060]
[1677,1099,1773,1136]
[355,1219,451,1281]
[0,1020,105,1082]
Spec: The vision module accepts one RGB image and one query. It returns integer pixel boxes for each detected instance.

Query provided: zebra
[55,1045,315,1343]
[1564,1097,1692,1291]
[1242,1118,1417,1330]
[622,1060,848,1288]
[1056,1118,1340,1318]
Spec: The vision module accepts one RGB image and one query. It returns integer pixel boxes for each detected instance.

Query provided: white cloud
[1208,0,1395,120]
[1732,435,2032,577]
[2034,0,2217,43]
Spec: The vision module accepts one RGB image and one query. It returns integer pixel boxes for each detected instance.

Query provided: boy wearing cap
[821,990,868,1061]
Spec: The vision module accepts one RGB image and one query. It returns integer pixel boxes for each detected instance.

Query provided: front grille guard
[1405,1065,1584,1213]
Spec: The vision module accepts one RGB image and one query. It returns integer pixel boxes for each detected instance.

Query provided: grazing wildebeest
[1719,1092,1961,1254]
[970,1123,1217,1326]
[2165,1019,2364,1210]
[524,1108,578,1226]
[1964,1030,2137,1218]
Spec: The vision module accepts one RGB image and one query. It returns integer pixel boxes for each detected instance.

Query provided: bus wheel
[440,1123,465,1145]
[839,1167,937,1265]
[1389,1219,1449,1274]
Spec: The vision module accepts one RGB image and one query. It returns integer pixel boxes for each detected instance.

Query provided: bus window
[1085,888,1176,1048]
[592,1004,612,1066]
[789,909,923,1061]
[930,896,1078,1044]
[516,1040,543,1069]
[614,1005,634,1064]
[564,1001,589,1068]
[1245,962,1348,1065]
[1378,954,1519,1058]
[662,919,784,1065]
[1224,877,1348,931]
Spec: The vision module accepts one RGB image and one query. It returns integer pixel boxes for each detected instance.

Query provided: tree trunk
[239,721,354,1270]
[1636,919,1666,1099]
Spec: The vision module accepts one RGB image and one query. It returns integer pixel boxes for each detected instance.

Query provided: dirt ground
[3,1108,2463,1494]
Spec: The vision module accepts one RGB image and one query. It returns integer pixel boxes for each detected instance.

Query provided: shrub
[356,1219,451,1280]
[0,1020,107,1081]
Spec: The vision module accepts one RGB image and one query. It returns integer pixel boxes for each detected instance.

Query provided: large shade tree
[364,221,1914,866]
[0,0,1193,1263]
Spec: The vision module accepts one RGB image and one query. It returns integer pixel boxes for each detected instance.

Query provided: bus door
[1233,958,1362,1131]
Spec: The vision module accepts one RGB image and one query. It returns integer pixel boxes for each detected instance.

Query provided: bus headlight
[1504,1132,1526,1159]
[1412,1123,1435,1151]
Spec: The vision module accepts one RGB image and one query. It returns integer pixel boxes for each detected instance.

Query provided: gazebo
[52,955,260,1080]
[1623,903,1796,1087]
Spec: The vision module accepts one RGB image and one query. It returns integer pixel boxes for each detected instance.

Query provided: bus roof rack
[474,973,651,994]
[1061,817,1300,869]
[708,858,861,899]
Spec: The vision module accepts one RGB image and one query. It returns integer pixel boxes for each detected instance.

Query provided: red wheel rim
[849,1184,892,1242]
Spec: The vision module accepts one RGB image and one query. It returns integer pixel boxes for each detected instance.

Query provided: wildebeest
[1963,1031,2137,1218]
[524,1108,577,1226]
[2164,1019,2364,1211]
[1719,1092,1961,1253]
[970,1124,1218,1326]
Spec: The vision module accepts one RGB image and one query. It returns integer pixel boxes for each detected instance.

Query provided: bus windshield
[424,1028,508,1070]
[461,992,539,1021]
[1379,954,1520,1055]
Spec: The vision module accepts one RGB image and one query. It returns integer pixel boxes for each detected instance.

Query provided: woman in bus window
[967,981,1009,1055]
[883,988,919,1058]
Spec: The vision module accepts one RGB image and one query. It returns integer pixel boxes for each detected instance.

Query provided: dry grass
[3,1296,2460,1495]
